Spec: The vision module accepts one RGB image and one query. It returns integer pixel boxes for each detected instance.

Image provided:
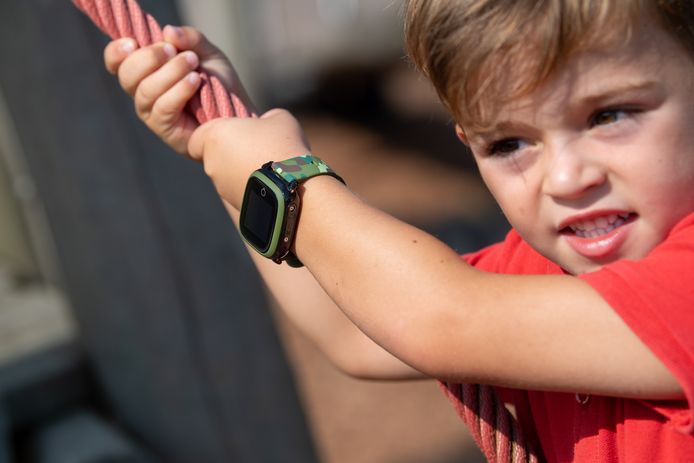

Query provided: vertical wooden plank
[0,1,317,461]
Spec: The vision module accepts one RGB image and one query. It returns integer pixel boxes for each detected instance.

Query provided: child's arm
[224,202,423,380]
[103,27,423,381]
[188,111,683,401]
[105,27,682,399]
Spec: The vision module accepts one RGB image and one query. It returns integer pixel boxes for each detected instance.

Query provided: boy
[103,0,694,460]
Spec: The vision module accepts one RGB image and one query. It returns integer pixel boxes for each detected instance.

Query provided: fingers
[117,42,179,96]
[149,71,201,127]
[103,38,137,75]
[110,38,201,122]
[134,50,199,118]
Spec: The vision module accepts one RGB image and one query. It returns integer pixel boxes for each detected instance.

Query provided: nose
[542,140,606,199]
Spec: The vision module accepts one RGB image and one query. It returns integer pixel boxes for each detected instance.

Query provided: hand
[103,26,253,155]
[188,108,312,209]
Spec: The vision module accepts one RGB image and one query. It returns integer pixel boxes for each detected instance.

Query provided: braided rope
[440,382,540,462]
[70,1,539,461]
[71,0,256,123]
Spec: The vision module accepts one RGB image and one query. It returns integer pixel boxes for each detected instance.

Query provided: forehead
[463,20,688,135]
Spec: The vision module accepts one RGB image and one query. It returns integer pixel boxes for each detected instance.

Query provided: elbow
[322,336,423,381]
[326,346,390,381]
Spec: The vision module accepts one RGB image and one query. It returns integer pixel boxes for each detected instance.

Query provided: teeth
[567,213,631,236]
[569,215,628,238]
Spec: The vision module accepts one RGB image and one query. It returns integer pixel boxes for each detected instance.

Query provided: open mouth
[559,212,638,259]
[560,212,637,238]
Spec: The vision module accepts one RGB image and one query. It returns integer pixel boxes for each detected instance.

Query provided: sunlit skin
[463,22,694,275]
[102,22,685,398]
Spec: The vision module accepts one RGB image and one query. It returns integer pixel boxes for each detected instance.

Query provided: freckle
[412,239,418,244]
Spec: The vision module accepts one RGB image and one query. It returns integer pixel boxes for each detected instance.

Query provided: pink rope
[72,0,255,123]
[440,382,540,462]
[71,0,537,461]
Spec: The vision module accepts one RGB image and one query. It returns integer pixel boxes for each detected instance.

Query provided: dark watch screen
[241,177,278,251]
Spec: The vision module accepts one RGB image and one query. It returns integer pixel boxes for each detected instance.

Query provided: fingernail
[120,39,135,54]
[188,72,200,85]
[184,51,199,67]
[164,25,184,39]
[163,43,176,58]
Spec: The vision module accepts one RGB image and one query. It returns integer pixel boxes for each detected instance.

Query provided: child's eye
[487,138,528,156]
[589,108,634,127]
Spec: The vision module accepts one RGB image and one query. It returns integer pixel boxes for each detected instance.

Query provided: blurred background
[0,0,508,461]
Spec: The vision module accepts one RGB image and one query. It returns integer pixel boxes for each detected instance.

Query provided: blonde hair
[404,0,694,131]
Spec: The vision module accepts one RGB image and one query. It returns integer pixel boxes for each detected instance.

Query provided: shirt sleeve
[580,215,694,435]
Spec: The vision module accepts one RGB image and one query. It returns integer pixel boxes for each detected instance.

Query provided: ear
[455,124,469,146]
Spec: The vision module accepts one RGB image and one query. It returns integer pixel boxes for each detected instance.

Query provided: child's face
[463,22,694,275]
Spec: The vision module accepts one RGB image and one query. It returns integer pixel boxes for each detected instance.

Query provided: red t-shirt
[445,212,694,462]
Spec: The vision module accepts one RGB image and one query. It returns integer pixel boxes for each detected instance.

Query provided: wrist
[238,154,344,267]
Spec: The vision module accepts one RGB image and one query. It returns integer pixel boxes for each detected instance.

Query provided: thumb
[187,118,229,163]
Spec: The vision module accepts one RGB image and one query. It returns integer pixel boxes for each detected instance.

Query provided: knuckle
[118,74,136,96]
[134,85,155,114]
[150,98,174,122]
[169,53,195,77]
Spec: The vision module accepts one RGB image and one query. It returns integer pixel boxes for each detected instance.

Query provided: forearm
[293,177,472,378]
[222,200,423,380]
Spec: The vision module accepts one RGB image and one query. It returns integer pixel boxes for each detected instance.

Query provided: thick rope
[71,0,255,123]
[440,382,540,462]
[70,1,539,461]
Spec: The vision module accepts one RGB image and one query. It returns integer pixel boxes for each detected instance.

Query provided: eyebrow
[577,80,660,106]
[466,80,662,141]
[466,120,536,141]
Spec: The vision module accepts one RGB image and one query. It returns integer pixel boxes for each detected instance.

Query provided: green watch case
[239,163,301,265]
[240,155,343,267]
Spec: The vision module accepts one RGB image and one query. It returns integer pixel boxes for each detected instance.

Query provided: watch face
[241,176,278,252]
[240,173,287,255]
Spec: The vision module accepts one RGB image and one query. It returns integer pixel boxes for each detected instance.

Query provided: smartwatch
[239,154,344,267]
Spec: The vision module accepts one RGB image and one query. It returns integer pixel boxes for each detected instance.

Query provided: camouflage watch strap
[271,155,344,185]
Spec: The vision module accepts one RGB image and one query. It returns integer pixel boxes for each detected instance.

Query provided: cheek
[479,166,528,207]
[477,158,545,231]
[484,180,533,230]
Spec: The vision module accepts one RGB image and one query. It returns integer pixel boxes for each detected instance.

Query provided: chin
[554,254,608,276]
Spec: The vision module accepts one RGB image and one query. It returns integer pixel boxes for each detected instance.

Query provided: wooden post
[0,1,317,461]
